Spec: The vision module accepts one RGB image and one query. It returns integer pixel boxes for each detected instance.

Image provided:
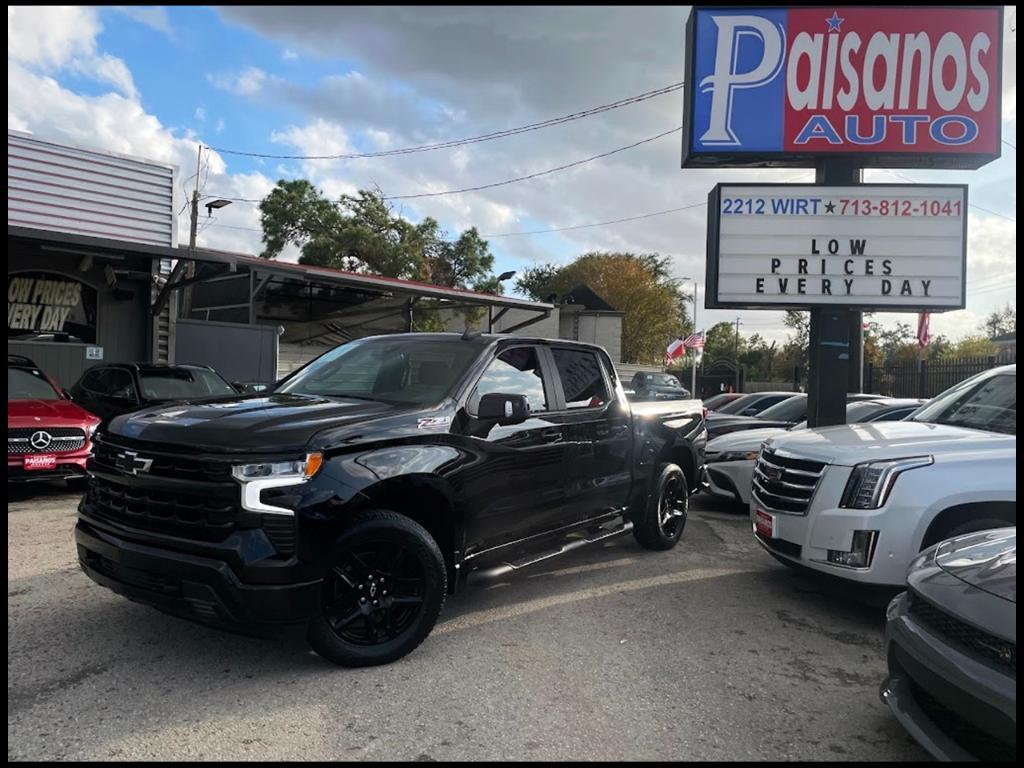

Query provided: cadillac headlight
[839,456,933,510]
[232,452,323,514]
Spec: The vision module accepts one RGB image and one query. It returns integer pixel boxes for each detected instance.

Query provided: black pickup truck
[75,333,707,666]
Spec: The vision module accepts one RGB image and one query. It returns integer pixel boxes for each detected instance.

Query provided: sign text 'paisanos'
[682,7,1003,168]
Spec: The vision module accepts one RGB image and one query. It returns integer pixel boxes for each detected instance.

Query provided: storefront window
[7,272,97,344]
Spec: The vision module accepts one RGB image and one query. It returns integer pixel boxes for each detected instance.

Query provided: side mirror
[477,393,530,425]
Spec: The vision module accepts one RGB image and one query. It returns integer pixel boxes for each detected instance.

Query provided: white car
[750,366,1015,587]
[707,399,925,505]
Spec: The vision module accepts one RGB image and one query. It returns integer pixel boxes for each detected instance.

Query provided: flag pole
[691,280,699,397]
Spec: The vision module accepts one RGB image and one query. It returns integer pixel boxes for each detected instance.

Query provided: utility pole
[182,145,202,317]
[733,316,741,392]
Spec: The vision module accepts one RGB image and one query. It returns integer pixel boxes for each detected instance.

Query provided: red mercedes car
[8,354,100,486]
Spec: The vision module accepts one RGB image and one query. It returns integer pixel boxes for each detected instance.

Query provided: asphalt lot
[8,483,928,761]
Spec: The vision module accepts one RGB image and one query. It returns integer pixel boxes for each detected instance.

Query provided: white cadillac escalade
[750,365,1016,587]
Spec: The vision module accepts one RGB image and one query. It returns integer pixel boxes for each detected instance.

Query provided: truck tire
[308,510,447,667]
[632,463,688,551]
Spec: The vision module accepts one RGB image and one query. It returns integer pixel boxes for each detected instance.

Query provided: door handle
[539,427,562,443]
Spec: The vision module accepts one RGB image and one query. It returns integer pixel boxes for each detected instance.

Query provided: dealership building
[8,131,630,387]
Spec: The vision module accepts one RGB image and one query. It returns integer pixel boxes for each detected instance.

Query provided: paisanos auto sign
[682,7,1003,168]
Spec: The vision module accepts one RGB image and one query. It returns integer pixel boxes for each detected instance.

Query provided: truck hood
[8,398,99,428]
[708,426,792,454]
[763,421,1014,467]
[708,414,796,434]
[106,393,403,453]
[935,528,1016,604]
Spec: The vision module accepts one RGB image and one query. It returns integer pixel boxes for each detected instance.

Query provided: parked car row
[699,365,1016,761]
[7,354,259,485]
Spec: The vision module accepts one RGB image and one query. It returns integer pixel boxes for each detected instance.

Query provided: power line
[204,81,684,161]
[483,200,707,237]
[203,126,682,205]
[382,126,681,201]
[1003,139,1016,150]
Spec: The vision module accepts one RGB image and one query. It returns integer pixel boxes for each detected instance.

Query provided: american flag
[917,312,930,348]
[682,330,705,350]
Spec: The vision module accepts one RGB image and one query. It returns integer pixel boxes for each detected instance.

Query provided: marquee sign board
[682,6,1003,169]
[705,183,967,311]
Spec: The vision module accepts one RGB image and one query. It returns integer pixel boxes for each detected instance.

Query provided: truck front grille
[91,440,233,482]
[908,591,1016,674]
[751,448,827,514]
[8,427,86,454]
[82,475,240,542]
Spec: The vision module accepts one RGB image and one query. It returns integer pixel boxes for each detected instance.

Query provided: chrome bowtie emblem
[369,582,378,598]
[30,430,52,450]
[114,450,153,475]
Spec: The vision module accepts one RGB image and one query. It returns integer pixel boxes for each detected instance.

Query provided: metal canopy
[8,224,554,317]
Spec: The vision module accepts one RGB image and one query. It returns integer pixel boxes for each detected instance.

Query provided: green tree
[259,181,494,289]
[938,335,999,359]
[982,303,1016,337]
[515,252,689,364]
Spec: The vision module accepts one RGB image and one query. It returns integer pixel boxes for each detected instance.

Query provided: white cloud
[8,6,136,97]
[282,48,299,61]
[208,67,269,97]
[194,106,206,122]
[109,6,176,40]
[215,117,225,133]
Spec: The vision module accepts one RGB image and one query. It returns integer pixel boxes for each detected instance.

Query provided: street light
[204,198,232,217]
[497,270,516,283]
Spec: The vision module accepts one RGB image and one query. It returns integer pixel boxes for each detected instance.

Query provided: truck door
[544,346,633,524]
[458,344,571,553]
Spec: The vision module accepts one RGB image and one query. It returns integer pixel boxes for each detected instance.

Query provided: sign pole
[806,158,861,428]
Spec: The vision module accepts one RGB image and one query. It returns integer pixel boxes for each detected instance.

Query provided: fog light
[827,530,879,568]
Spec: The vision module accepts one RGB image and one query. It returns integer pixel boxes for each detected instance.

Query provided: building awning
[9,224,553,317]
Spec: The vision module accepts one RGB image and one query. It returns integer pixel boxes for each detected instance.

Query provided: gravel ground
[8,483,927,761]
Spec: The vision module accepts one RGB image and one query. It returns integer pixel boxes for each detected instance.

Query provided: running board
[468,519,633,581]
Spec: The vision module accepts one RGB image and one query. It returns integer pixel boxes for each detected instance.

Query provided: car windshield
[645,374,681,388]
[140,369,237,401]
[909,370,1016,435]
[715,394,760,414]
[278,336,483,405]
[8,367,61,400]
[756,395,807,421]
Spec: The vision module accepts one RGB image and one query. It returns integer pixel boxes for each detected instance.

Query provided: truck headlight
[232,452,323,515]
[839,456,933,510]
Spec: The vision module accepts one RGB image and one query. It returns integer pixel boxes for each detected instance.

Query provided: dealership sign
[682,6,1003,168]
[7,272,98,343]
[705,184,967,311]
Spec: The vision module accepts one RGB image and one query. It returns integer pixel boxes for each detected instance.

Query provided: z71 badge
[417,416,453,429]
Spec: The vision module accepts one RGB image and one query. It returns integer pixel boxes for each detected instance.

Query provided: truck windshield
[909,371,1016,435]
[278,337,483,405]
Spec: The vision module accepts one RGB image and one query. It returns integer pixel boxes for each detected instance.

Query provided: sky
[7,5,1018,346]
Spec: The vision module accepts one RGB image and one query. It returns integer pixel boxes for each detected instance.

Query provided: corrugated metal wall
[7,130,177,247]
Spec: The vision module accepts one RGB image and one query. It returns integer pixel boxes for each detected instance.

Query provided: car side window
[470,347,548,414]
[79,368,105,394]
[94,369,136,400]
[551,348,610,410]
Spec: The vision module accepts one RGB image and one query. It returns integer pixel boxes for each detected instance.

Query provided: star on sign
[825,201,836,214]
[826,11,844,32]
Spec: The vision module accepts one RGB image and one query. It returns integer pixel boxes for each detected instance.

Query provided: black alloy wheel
[633,463,689,551]
[658,471,687,539]
[308,510,446,667]
[323,540,426,646]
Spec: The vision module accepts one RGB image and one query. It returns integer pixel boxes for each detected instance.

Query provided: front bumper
[75,518,320,628]
[8,453,90,482]
[880,591,1016,761]
[705,460,753,504]
[749,466,919,587]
